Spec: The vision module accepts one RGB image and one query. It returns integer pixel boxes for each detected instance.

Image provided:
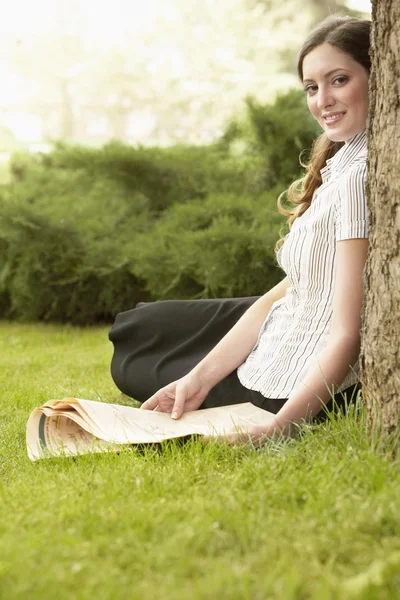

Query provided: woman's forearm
[270,335,361,436]
[191,277,290,391]
[205,335,362,446]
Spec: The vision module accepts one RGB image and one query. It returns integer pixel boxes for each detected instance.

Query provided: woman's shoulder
[348,148,368,169]
[337,158,368,190]
[334,159,369,223]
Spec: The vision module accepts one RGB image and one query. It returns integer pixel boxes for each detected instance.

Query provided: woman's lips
[323,112,346,126]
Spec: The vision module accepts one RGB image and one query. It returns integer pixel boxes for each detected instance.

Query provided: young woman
[109,15,371,443]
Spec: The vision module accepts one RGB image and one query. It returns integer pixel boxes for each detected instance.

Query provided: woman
[109,15,371,443]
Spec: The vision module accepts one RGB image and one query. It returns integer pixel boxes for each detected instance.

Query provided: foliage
[245,89,321,185]
[0,88,315,324]
[0,191,285,322]
[218,88,322,187]
[8,141,270,214]
[0,199,151,324]
[133,193,285,300]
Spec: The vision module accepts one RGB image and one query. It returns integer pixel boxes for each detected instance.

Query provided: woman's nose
[317,87,335,110]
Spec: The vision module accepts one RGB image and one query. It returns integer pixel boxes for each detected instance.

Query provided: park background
[3,2,400,600]
[0,0,371,324]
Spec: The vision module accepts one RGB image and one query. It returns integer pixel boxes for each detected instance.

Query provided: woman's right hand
[140,372,210,419]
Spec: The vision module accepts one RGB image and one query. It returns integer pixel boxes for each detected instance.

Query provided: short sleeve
[334,163,369,241]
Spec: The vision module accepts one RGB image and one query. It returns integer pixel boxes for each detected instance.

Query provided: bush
[0,192,286,323]
[133,193,285,300]
[0,200,151,324]
[8,141,268,216]
[0,88,317,323]
[218,88,321,188]
[7,88,318,219]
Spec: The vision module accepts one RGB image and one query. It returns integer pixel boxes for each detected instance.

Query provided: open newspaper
[26,398,275,461]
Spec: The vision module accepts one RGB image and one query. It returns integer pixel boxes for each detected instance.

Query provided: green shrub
[0,88,317,323]
[8,141,267,215]
[7,151,152,231]
[218,89,321,188]
[0,200,150,324]
[8,88,318,218]
[133,193,285,300]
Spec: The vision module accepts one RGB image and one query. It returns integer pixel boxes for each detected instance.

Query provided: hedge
[0,88,319,324]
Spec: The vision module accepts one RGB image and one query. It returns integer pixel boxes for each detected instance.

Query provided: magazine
[26,398,275,461]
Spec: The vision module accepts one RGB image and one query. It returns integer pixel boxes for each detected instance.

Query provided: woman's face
[302,43,369,143]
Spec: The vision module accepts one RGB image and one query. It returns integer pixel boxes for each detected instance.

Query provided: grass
[0,321,399,600]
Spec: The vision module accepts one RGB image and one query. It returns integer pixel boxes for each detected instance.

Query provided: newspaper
[26,398,276,461]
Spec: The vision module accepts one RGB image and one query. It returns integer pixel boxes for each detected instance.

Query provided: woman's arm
[141,275,291,416]
[214,238,369,444]
[191,276,291,391]
[268,238,369,437]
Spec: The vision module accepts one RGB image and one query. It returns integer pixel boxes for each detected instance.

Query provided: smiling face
[302,43,369,143]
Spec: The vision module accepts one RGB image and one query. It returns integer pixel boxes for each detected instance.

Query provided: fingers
[171,384,186,420]
[140,394,160,411]
[140,380,187,418]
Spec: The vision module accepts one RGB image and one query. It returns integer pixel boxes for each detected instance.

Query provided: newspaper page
[26,398,276,461]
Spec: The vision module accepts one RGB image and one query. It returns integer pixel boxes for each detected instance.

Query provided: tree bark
[361,0,400,435]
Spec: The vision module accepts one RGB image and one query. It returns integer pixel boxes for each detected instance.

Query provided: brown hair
[275,15,371,253]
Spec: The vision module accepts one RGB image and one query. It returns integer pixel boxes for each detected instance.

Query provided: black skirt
[109,297,361,422]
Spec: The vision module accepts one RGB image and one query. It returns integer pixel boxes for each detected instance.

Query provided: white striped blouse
[237,128,368,399]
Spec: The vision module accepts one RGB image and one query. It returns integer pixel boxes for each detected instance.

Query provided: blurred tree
[0,0,370,146]
[80,0,312,144]
[0,0,87,141]
[273,0,370,73]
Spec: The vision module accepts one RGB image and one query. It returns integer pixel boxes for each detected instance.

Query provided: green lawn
[0,321,399,600]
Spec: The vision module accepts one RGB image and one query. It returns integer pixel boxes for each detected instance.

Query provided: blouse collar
[320,128,368,184]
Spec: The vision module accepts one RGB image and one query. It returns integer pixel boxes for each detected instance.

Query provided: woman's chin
[326,132,345,142]
[323,122,367,143]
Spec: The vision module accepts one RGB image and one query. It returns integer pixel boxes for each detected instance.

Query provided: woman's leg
[200,369,287,413]
[109,296,259,402]
[109,297,361,420]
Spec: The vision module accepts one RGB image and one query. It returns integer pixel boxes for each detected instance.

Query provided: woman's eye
[304,76,348,95]
[333,76,348,84]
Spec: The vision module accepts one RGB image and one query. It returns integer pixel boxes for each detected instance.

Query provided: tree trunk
[361,0,400,435]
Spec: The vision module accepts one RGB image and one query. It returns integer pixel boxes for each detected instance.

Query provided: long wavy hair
[275,15,371,253]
